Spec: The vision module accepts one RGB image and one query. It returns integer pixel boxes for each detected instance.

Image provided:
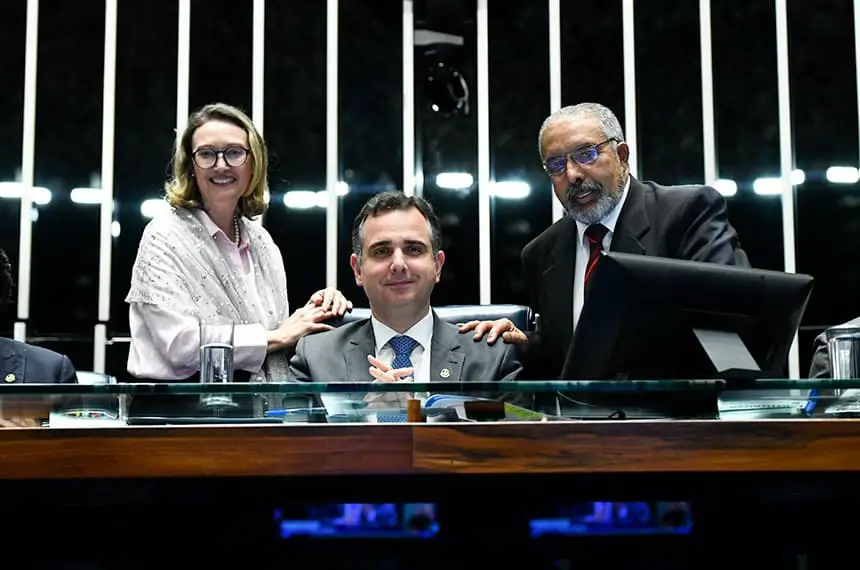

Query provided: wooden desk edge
[0,420,858,479]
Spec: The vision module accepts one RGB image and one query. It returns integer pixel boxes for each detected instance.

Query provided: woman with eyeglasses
[126,103,351,381]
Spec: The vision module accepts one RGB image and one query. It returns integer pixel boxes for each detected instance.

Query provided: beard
[565,180,623,225]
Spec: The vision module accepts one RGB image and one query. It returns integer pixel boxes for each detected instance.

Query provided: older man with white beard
[460,102,750,381]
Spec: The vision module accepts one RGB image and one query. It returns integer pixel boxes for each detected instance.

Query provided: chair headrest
[334,304,535,331]
[75,371,117,385]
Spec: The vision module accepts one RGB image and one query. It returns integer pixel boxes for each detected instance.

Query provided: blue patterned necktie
[389,335,418,372]
[376,335,419,423]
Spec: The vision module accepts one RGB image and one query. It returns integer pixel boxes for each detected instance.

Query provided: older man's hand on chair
[457,318,528,347]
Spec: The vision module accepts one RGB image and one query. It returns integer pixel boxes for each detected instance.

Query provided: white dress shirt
[572,177,631,332]
[370,309,434,384]
[127,210,270,380]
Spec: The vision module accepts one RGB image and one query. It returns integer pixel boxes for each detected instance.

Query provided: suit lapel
[429,316,465,383]
[344,321,376,382]
[542,218,578,345]
[611,177,649,255]
[0,338,25,384]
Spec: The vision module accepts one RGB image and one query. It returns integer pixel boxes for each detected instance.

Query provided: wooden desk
[0,419,857,566]
[0,419,858,480]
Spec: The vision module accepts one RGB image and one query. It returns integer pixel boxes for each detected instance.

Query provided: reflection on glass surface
[0,378,856,427]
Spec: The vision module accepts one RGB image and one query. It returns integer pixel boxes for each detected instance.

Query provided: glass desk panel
[0,379,858,427]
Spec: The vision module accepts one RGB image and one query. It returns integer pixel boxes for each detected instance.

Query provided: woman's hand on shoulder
[267,304,338,352]
[306,287,353,316]
[266,287,353,352]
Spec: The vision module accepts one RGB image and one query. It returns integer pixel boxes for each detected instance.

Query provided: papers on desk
[319,392,552,422]
[819,389,860,416]
[717,390,811,419]
[424,394,551,421]
[49,410,126,428]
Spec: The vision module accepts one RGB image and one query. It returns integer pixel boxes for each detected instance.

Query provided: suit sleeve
[495,344,523,381]
[808,331,831,379]
[288,336,312,382]
[519,243,550,378]
[677,186,750,267]
[487,343,526,406]
[58,355,78,384]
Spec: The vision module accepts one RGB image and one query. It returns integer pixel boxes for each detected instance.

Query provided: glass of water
[826,324,860,380]
[199,320,238,410]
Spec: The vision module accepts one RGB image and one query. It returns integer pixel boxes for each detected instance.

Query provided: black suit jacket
[808,317,860,378]
[521,177,750,380]
[0,337,77,384]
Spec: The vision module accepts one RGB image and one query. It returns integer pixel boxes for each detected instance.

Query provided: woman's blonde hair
[165,103,268,218]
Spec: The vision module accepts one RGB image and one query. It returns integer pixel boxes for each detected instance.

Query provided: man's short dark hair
[0,248,13,306]
[351,191,442,261]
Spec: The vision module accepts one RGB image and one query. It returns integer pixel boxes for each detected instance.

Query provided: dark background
[0,0,857,377]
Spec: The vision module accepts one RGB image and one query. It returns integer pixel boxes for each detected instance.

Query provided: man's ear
[434,250,446,282]
[616,141,630,166]
[350,253,362,286]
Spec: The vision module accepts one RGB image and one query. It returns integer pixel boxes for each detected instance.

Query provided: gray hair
[537,102,626,158]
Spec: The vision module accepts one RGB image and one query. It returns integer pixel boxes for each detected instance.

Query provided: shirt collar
[575,175,631,242]
[372,309,434,354]
[193,208,250,249]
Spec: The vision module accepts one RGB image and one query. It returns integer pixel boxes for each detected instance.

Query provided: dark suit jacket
[0,337,77,384]
[290,312,523,385]
[808,317,860,378]
[521,177,750,380]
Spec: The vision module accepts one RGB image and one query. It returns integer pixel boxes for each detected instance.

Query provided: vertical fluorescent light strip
[16,0,39,341]
[403,0,415,197]
[94,324,107,375]
[476,0,490,304]
[253,0,265,133]
[326,0,339,287]
[95,0,118,373]
[775,0,799,378]
[855,0,860,172]
[549,0,564,223]
[176,0,191,136]
[621,0,638,178]
[699,0,717,185]
[251,0,266,227]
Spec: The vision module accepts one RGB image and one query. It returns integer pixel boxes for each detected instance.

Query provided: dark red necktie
[584,223,609,298]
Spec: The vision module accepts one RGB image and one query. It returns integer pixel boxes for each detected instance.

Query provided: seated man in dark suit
[460,102,750,381]
[808,317,860,378]
[290,191,522,392]
[0,247,77,384]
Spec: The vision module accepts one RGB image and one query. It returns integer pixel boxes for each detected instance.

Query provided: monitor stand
[693,328,768,384]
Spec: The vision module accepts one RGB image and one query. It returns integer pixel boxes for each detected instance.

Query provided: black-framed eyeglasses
[543,138,618,175]
[191,146,250,169]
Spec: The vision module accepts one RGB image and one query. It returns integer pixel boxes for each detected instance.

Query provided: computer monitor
[563,252,814,383]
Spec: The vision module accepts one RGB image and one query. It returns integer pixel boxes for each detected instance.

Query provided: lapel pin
[440,368,451,379]
[4,373,15,383]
